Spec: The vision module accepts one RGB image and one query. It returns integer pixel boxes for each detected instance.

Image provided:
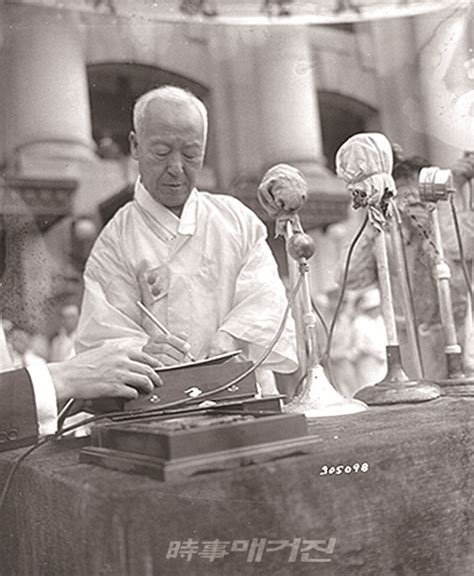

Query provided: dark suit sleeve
[0,368,39,451]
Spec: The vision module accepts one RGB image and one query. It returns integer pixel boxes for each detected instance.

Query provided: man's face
[129,99,206,214]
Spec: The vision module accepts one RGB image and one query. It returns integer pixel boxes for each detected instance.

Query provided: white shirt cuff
[26,364,58,437]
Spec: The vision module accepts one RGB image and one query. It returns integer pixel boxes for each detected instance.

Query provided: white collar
[134,179,198,236]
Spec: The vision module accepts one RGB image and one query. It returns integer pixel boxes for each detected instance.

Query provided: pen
[136,300,195,361]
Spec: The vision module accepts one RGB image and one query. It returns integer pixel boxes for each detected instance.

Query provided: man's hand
[143,333,192,366]
[48,340,163,403]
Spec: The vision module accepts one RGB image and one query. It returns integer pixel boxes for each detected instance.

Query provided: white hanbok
[76,181,298,373]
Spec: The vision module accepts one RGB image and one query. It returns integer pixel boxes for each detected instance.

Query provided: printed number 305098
[319,462,369,476]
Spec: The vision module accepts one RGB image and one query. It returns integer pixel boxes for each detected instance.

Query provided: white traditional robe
[76,181,298,373]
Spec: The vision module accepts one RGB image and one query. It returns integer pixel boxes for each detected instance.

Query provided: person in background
[49,303,80,362]
[392,153,473,378]
[76,85,297,393]
[29,332,51,362]
[350,287,387,394]
[0,318,13,371]
[321,288,359,398]
[7,325,47,368]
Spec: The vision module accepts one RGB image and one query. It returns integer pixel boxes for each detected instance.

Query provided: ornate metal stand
[418,167,474,396]
[258,163,367,417]
[333,131,439,405]
[353,226,440,405]
[283,229,367,417]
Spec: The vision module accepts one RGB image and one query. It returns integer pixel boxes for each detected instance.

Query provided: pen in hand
[136,300,195,362]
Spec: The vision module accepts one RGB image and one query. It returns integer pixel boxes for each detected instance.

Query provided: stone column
[371,17,429,158]
[1,4,90,333]
[4,4,95,178]
[254,25,325,171]
[207,24,265,191]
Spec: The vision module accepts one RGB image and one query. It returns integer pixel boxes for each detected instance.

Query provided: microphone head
[418,166,454,203]
[335,133,396,216]
[257,163,307,219]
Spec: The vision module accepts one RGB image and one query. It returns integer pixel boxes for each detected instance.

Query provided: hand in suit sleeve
[1,340,162,451]
[0,368,41,451]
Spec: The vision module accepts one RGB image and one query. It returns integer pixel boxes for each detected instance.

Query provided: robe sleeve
[217,220,298,374]
[75,226,148,353]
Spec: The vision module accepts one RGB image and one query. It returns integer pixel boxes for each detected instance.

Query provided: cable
[308,296,340,391]
[0,438,50,518]
[57,398,76,433]
[310,297,330,341]
[449,195,473,305]
[0,272,304,517]
[322,214,369,363]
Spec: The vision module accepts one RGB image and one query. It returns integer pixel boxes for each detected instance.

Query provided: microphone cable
[309,296,340,393]
[322,214,369,365]
[0,272,304,518]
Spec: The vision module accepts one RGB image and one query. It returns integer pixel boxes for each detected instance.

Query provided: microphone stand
[283,217,367,417]
[418,167,474,395]
[352,192,441,405]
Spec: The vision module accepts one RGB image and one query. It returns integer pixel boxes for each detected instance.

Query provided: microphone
[257,163,367,417]
[257,164,307,237]
[335,132,440,405]
[417,164,474,393]
[335,132,396,231]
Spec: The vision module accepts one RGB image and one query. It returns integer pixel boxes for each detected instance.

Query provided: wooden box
[80,411,319,481]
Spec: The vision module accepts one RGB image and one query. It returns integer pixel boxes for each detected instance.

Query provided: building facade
[0,0,471,333]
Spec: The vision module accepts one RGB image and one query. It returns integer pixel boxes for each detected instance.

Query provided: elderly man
[76,86,297,384]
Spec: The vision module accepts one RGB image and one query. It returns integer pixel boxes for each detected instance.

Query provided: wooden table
[0,397,472,575]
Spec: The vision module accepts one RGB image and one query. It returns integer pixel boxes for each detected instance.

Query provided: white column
[371,17,429,158]
[208,24,265,190]
[254,25,325,169]
[5,5,95,177]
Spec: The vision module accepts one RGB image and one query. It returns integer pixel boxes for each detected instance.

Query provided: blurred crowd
[1,303,80,370]
[315,285,387,399]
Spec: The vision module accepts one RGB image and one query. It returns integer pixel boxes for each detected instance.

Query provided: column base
[284,364,367,418]
[354,345,441,405]
[11,140,95,179]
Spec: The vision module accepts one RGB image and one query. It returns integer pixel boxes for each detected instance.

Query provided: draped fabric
[336,133,396,231]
